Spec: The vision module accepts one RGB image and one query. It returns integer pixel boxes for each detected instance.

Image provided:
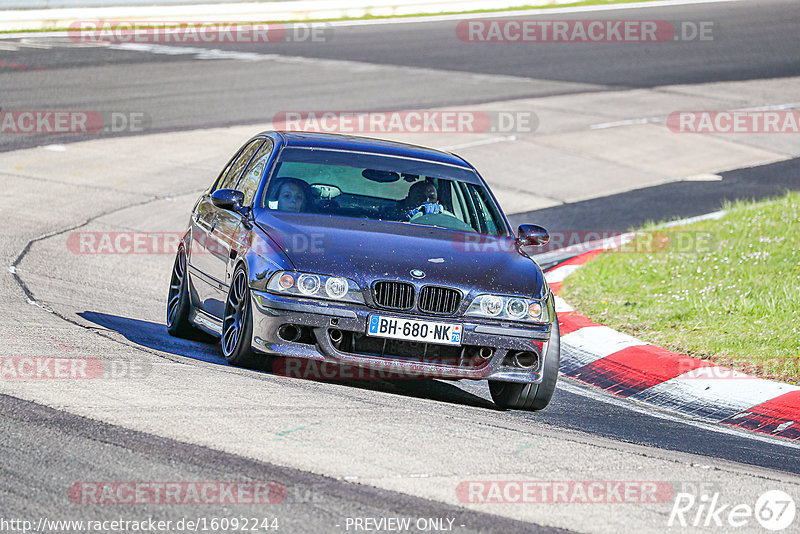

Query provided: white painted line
[26,298,54,313]
[323,0,744,26]
[553,295,573,313]
[561,325,648,360]
[776,421,795,433]
[557,378,800,449]
[590,102,800,131]
[107,42,266,61]
[0,0,744,36]
[675,367,800,400]
[544,264,580,283]
[590,117,663,129]
[42,145,67,152]
[653,209,726,229]
[682,173,722,181]
[541,210,726,257]
[632,370,800,423]
[443,135,516,151]
[561,325,648,362]
[734,102,800,112]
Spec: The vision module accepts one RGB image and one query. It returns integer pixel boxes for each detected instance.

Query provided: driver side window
[236,139,274,206]
[212,139,263,193]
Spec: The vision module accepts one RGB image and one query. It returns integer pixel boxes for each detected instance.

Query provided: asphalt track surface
[1,0,799,152]
[2,1,800,532]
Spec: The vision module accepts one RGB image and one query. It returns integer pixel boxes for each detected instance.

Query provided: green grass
[561,192,800,384]
[1,0,665,34]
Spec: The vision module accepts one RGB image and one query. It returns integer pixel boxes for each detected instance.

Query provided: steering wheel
[412,212,474,232]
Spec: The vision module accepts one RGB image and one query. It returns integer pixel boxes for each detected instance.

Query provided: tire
[489,319,560,411]
[221,265,261,368]
[166,248,199,339]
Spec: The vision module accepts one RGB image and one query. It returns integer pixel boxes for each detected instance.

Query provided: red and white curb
[547,250,800,442]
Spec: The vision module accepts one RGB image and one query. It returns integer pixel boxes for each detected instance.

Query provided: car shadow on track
[78,311,496,410]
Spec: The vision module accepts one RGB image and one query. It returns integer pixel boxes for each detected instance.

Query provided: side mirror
[517,224,550,246]
[211,189,245,211]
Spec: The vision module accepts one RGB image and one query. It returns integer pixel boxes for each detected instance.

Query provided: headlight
[466,294,548,323]
[297,274,321,295]
[479,295,503,316]
[267,271,364,304]
[506,298,527,319]
[325,277,349,299]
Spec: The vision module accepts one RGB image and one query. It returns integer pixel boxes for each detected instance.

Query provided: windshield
[260,147,509,236]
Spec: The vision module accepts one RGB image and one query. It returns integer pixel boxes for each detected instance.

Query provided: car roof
[271,131,474,170]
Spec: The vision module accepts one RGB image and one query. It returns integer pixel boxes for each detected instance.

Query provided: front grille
[418,286,461,314]
[372,281,415,310]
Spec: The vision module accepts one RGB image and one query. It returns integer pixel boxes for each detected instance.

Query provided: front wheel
[221,265,261,368]
[489,319,560,411]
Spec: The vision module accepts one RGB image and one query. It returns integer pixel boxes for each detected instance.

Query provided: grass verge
[560,191,800,384]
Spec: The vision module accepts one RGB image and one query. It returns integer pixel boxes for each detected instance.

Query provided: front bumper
[250,290,552,383]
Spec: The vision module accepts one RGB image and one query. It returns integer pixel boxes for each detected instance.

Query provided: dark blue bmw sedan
[167,131,559,410]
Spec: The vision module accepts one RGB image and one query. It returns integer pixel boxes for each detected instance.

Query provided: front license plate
[367,315,462,346]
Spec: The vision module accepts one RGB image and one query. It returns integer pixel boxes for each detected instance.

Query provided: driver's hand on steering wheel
[406,202,442,219]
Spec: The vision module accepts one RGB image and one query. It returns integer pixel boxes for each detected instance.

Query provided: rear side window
[214,139,263,192]
[236,139,274,206]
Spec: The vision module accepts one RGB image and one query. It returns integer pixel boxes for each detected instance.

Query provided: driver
[403,181,442,219]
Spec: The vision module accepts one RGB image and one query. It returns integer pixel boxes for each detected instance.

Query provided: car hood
[255,213,546,299]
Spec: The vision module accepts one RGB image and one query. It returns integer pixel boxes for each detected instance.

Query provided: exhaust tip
[278,324,301,343]
[512,351,539,370]
[329,328,343,348]
[478,347,494,360]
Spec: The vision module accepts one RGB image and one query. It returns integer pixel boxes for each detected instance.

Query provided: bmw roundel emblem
[410,269,425,279]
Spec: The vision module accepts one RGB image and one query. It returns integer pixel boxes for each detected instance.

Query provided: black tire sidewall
[167,250,194,337]
[223,266,257,367]
[489,315,560,411]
